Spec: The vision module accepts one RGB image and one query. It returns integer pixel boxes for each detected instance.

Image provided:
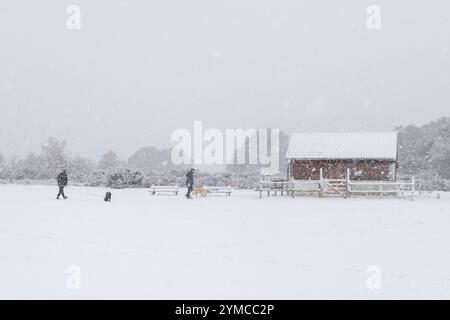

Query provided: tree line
[1,117,449,190]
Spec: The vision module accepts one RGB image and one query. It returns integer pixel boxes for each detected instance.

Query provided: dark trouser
[57,186,66,198]
[186,186,193,198]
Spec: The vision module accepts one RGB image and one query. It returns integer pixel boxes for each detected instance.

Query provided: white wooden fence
[258,177,417,199]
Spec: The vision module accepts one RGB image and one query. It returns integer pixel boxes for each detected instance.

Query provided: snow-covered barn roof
[286,132,398,160]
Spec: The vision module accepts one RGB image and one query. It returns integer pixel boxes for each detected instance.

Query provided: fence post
[346,168,350,198]
[290,178,295,199]
[319,168,324,198]
[418,181,422,198]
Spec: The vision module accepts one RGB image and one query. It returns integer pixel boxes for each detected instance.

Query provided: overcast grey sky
[0,1,449,159]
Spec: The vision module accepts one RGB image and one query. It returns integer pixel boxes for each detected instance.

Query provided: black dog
[104,192,112,202]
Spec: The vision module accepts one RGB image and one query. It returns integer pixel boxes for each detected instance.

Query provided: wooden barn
[286,132,398,181]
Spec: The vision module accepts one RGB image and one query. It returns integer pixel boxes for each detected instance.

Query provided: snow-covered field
[0,184,449,299]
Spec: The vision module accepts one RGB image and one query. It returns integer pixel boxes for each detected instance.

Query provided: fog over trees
[1,117,449,190]
[397,117,450,190]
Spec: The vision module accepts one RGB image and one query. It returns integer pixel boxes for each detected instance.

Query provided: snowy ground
[0,184,449,299]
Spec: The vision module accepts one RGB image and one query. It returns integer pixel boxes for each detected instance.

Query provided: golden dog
[191,188,209,198]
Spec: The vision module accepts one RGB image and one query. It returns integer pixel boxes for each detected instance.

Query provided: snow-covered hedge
[106,168,144,189]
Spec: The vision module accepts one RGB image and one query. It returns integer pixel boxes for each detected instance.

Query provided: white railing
[348,179,414,196]
[347,179,415,195]
[258,180,290,198]
[258,176,416,199]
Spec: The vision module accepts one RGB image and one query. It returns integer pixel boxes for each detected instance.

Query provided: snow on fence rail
[348,179,414,197]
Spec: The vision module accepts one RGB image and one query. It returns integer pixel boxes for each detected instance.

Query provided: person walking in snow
[185,168,195,199]
[56,169,68,200]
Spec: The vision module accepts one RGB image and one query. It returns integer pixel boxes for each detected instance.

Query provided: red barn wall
[289,159,396,181]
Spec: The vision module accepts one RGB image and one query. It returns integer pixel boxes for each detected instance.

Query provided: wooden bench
[204,186,232,197]
[149,185,179,196]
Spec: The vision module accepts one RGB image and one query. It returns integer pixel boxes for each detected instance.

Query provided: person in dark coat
[56,170,68,200]
[185,168,195,199]
[104,192,112,202]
